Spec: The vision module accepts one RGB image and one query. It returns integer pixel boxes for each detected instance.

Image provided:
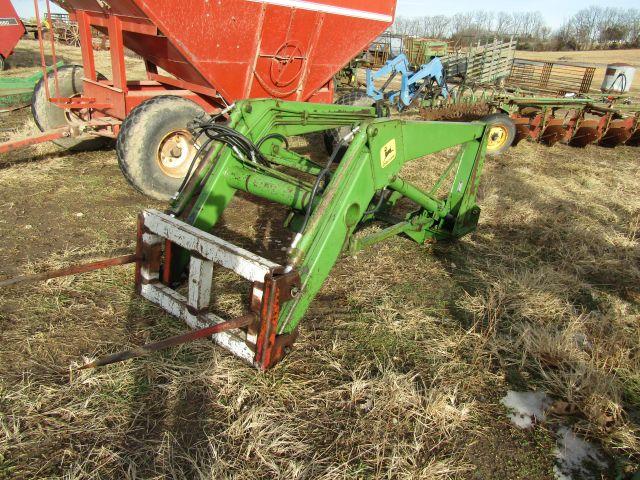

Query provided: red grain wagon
[3,0,396,199]
[0,0,26,70]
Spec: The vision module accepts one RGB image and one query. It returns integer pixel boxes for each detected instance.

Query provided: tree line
[391,6,640,50]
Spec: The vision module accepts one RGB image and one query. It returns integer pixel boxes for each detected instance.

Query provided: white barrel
[601,63,636,93]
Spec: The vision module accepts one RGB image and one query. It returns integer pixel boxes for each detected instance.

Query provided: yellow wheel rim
[157,129,197,178]
[487,124,509,151]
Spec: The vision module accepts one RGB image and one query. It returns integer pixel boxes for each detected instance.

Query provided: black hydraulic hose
[363,189,389,216]
[256,133,289,151]
[193,122,271,167]
[174,119,276,201]
[298,129,358,235]
[298,159,334,234]
[608,73,627,94]
[175,137,215,196]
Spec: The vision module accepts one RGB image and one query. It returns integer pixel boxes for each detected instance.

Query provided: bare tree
[495,12,512,37]
[392,6,640,50]
[421,15,450,38]
[557,6,640,48]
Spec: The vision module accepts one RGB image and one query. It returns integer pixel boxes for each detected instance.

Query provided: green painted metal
[170,99,489,336]
[418,87,640,148]
[404,38,448,66]
[0,62,64,107]
[420,85,634,111]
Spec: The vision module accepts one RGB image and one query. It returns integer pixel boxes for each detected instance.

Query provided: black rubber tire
[323,90,376,155]
[116,95,205,201]
[482,113,516,156]
[0,56,5,71]
[31,64,110,151]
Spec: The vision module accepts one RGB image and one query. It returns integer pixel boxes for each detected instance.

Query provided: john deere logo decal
[0,18,19,26]
[380,139,397,168]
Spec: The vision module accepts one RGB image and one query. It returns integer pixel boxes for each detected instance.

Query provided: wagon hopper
[1,0,396,200]
[0,0,25,70]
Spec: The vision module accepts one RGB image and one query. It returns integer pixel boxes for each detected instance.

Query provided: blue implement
[366,54,448,111]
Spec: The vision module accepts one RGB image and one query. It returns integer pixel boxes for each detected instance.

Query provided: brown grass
[0,41,639,479]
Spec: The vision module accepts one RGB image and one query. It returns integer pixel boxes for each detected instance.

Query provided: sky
[11,0,640,29]
[13,1,64,18]
[394,0,640,28]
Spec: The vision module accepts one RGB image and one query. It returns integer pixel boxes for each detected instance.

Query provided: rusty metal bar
[0,126,72,154]
[33,0,51,102]
[0,116,120,154]
[0,254,138,288]
[78,313,255,369]
[508,59,596,94]
[45,0,61,99]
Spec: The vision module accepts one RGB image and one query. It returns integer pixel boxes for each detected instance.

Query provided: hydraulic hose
[290,126,361,250]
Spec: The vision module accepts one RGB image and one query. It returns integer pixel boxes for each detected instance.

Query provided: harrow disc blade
[512,117,534,146]
[626,127,640,147]
[540,119,568,146]
[599,119,634,148]
[569,120,600,148]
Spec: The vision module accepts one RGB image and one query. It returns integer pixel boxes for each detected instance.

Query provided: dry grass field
[0,40,638,479]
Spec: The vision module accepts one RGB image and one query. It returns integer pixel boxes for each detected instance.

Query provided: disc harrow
[420,89,640,149]
[504,98,640,149]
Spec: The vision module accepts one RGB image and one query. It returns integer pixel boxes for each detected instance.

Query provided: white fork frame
[137,209,281,365]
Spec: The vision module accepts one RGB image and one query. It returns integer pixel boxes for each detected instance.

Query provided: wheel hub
[157,130,197,178]
[487,125,508,151]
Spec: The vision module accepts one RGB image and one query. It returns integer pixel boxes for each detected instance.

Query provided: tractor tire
[116,95,205,201]
[323,90,376,156]
[31,64,111,151]
[0,56,5,71]
[482,113,516,156]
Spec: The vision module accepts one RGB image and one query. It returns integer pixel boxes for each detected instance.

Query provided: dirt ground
[0,40,639,479]
[516,49,640,95]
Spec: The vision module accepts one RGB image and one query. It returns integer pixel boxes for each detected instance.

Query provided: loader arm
[133,99,488,370]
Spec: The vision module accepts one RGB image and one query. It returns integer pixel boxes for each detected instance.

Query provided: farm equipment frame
[93,99,490,370]
[0,0,397,201]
